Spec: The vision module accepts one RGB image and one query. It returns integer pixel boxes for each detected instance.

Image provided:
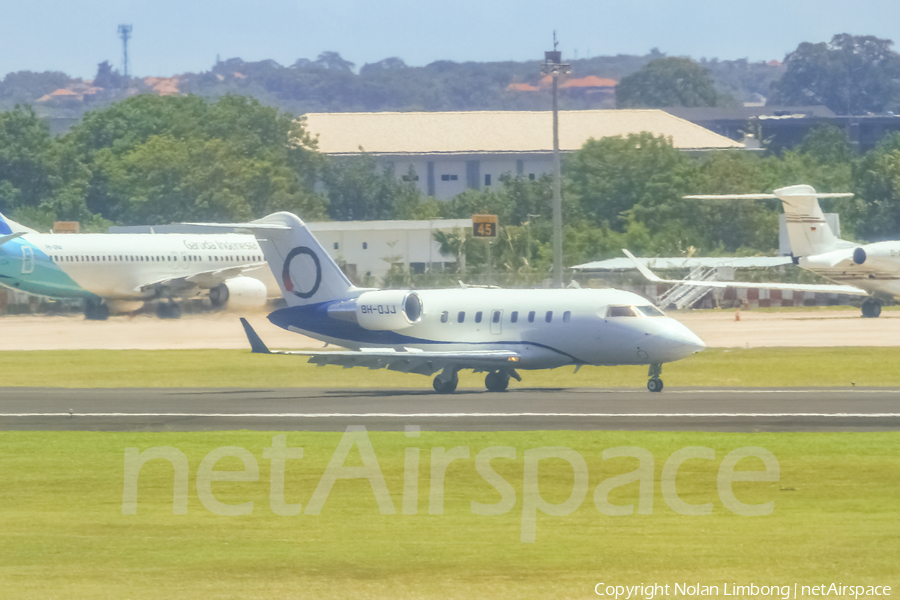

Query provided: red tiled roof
[507,82,539,92]
[561,76,617,89]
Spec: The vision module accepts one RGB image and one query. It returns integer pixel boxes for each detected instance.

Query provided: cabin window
[563,311,571,322]
[458,311,465,323]
[334,242,339,250]
[511,311,518,323]
[607,306,638,318]
[440,311,449,323]
[545,311,553,323]
[475,311,483,323]
[362,242,368,250]
[636,305,666,317]
[492,311,501,324]
[528,311,535,323]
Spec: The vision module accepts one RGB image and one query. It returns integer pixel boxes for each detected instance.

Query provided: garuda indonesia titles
[0,212,280,319]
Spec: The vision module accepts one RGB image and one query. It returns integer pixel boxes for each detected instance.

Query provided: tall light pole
[541,34,570,288]
[118,24,133,78]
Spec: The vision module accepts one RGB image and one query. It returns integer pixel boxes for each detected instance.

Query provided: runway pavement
[1,386,898,432]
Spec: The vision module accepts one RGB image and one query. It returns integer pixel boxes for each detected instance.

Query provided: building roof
[303,110,744,156]
[572,256,793,271]
[307,219,473,232]
[561,76,617,89]
[506,82,540,92]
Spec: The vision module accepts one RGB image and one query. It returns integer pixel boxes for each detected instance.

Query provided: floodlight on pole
[541,32,570,288]
[118,24,133,78]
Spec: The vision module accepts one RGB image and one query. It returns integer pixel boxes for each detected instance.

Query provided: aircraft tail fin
[0,211,37,236]
[246,212,359,307]
[685,184,853,258]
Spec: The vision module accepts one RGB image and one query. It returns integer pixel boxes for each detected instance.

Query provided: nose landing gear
[84,298,110,321]
[647,362,664,392]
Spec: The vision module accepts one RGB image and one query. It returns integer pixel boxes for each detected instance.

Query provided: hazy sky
[4,0,900,79]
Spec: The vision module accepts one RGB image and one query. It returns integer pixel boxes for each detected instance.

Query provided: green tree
[769,34,900,115]
[851,132,900,240]
[0,105,54,213]
[615,57,723,108]
[565,132,694,233]
[61,94,325,224]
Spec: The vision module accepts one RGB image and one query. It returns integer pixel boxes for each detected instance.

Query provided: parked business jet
[0,211,280,319]
[236,212,705,393]
[631,185,892,317]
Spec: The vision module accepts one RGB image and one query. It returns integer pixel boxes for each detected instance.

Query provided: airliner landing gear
[485,371,510,392]
[156,301,183,319]
[647,363,664,393]
[861,298,882,318]
[433,368,459,394]
[84,299,110,321]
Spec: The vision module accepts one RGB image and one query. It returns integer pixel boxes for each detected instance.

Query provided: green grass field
[2,347,900,388]
[0,431,897,599]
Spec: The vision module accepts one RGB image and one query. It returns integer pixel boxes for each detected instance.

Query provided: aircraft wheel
[485,371,509,392]
[862,299,882,318]
[209,284,229,308]
[156,302,183,319]
[433,375,458,394]
[647,378,664,393]
[84,299,109,321]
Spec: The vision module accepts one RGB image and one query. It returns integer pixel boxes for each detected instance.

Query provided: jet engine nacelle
[209,276,269,309]
[356,290,423,330]
[850,242,900,270]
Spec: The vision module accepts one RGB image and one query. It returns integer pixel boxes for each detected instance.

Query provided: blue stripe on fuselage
[267,302,586,362]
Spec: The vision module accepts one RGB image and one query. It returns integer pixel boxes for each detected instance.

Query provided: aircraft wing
[138,263,269,294]
[622,249,870,296]
[240,318,522,376]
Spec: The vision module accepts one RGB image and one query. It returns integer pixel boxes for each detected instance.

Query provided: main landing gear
[647,362,664,393]
[861,298,882,318]
[484,369,522,392]
[433,368,459,394]
[156,301,183,319]
[84,298,110,321]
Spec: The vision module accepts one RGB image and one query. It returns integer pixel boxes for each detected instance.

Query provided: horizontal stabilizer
[240,318,272,354]
[0,232,25,246]
[684,192,853,200]
[622,249,869,296]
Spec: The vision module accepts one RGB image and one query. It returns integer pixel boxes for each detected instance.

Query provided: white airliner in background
[631,184,894,318]
[236,212,706,393]
[0,211,280,319]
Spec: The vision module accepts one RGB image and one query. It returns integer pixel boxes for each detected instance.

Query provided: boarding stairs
[657,266,717,310]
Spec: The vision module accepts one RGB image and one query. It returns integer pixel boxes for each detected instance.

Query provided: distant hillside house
[302,110,744,200]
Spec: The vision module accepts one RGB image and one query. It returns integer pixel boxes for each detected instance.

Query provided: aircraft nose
[666,324,706,355]
[641,320,706,362]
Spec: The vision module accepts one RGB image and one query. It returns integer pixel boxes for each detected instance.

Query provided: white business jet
[0,211,280,319]
[629,184,892,317]
[236,212,705,393]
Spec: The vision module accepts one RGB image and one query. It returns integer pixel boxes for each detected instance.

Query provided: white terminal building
[302,109,744,199]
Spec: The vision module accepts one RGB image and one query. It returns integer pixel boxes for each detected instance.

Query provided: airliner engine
[355,290,423,330]
[209,276,269,309]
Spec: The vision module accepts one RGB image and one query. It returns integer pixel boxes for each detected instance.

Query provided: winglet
[240,318,271,354]
[622,249,664,283]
